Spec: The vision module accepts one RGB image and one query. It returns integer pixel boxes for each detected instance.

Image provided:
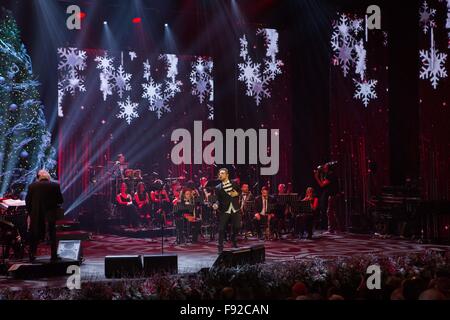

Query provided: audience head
[261,186,269,198]
[292,281,308,297]
[402,277,427,300]
[418,288,446,300]
[37,169,51,181]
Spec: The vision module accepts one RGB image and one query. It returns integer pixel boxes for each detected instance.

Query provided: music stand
[276,193,299,205]
[291,200,313,216]
[172,202,194,245]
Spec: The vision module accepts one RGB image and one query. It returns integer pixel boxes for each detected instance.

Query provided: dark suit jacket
[26,179,64,239]
[215,180,241,214]
[254,195,277,214]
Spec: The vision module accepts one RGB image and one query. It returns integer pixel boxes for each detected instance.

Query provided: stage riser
[8,260,81,280]
[106,227,176,239]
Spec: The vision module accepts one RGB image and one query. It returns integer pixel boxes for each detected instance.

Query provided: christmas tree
[0,9,56,197]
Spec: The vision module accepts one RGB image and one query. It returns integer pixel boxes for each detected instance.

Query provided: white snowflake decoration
[141,54,183,119]
[354,40,367,81]
[447,0,450,48]
[331,14,364,77]
[353,79,378,107]
[117,96,139,125]
[95,52,132,100]
[142,79,162,104]
[238,28,283,106]
[129,51,137,61]
[57,47,87,117]
[248,78,271,106]
[190,56,214,104]
[419,1,436,34]
[113,64,132,98]
[419,29,448,89]
[95,53,115,101]
[143,59,151,81]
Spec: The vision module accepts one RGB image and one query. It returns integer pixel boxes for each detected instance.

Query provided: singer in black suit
[25,170,64,262]
[214,168,241,253]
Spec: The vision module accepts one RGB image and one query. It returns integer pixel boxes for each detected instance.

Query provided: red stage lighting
[132,17,142,24]
[79,12,86,20]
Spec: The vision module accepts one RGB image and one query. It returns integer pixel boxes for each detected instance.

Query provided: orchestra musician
[173,188,195,244]
[298,187,319,239]
[151,179,170,226]
[254,186,277,240]
[239,183,254,236]
[134,182,151,226]
[116,182,139,228]
[213,168,241,254]
[276,183,290,235]
[199,177,214,223]
[114,153,128,180]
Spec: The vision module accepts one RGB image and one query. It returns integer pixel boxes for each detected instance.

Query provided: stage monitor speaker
[212,247,253,268]
[142,254,178,276]
[57,240,82,261]
[105,255,143,278]
[250,244,265,264]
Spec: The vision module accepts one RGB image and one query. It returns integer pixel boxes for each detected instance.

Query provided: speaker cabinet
[250,244,265,264]
[104,255,143,278]
[142,254,178,275]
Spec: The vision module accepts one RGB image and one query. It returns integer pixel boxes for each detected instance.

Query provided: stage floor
[1,231,449,291]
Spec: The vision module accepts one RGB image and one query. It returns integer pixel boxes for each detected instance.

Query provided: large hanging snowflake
[141,54,183,119]
[190,56,214,104]
[142,79,162,104]
[419,29,448,89]
[238,28,283,106]
[447,0,450,48]
[331,14,363,77]
[95,52,132,100]
[248,78,271,106]
[57,47,87,117]
[258,28,284,80]
[113,64,132,98]
[353,79,378,107]
[95,53,115,101]
[419,1,436,34]
[354,40,367,81]
[117,96,139,125]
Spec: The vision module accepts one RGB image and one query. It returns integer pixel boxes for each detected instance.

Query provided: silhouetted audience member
[418,288,446,300]
[390,288,405,300]
[402,277,427,300]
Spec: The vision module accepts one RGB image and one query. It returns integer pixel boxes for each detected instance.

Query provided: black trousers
[29,221,57,259]
[218,211,241,249]
[297,214,314,239]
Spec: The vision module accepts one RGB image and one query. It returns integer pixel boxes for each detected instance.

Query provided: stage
[1,231,449,291]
